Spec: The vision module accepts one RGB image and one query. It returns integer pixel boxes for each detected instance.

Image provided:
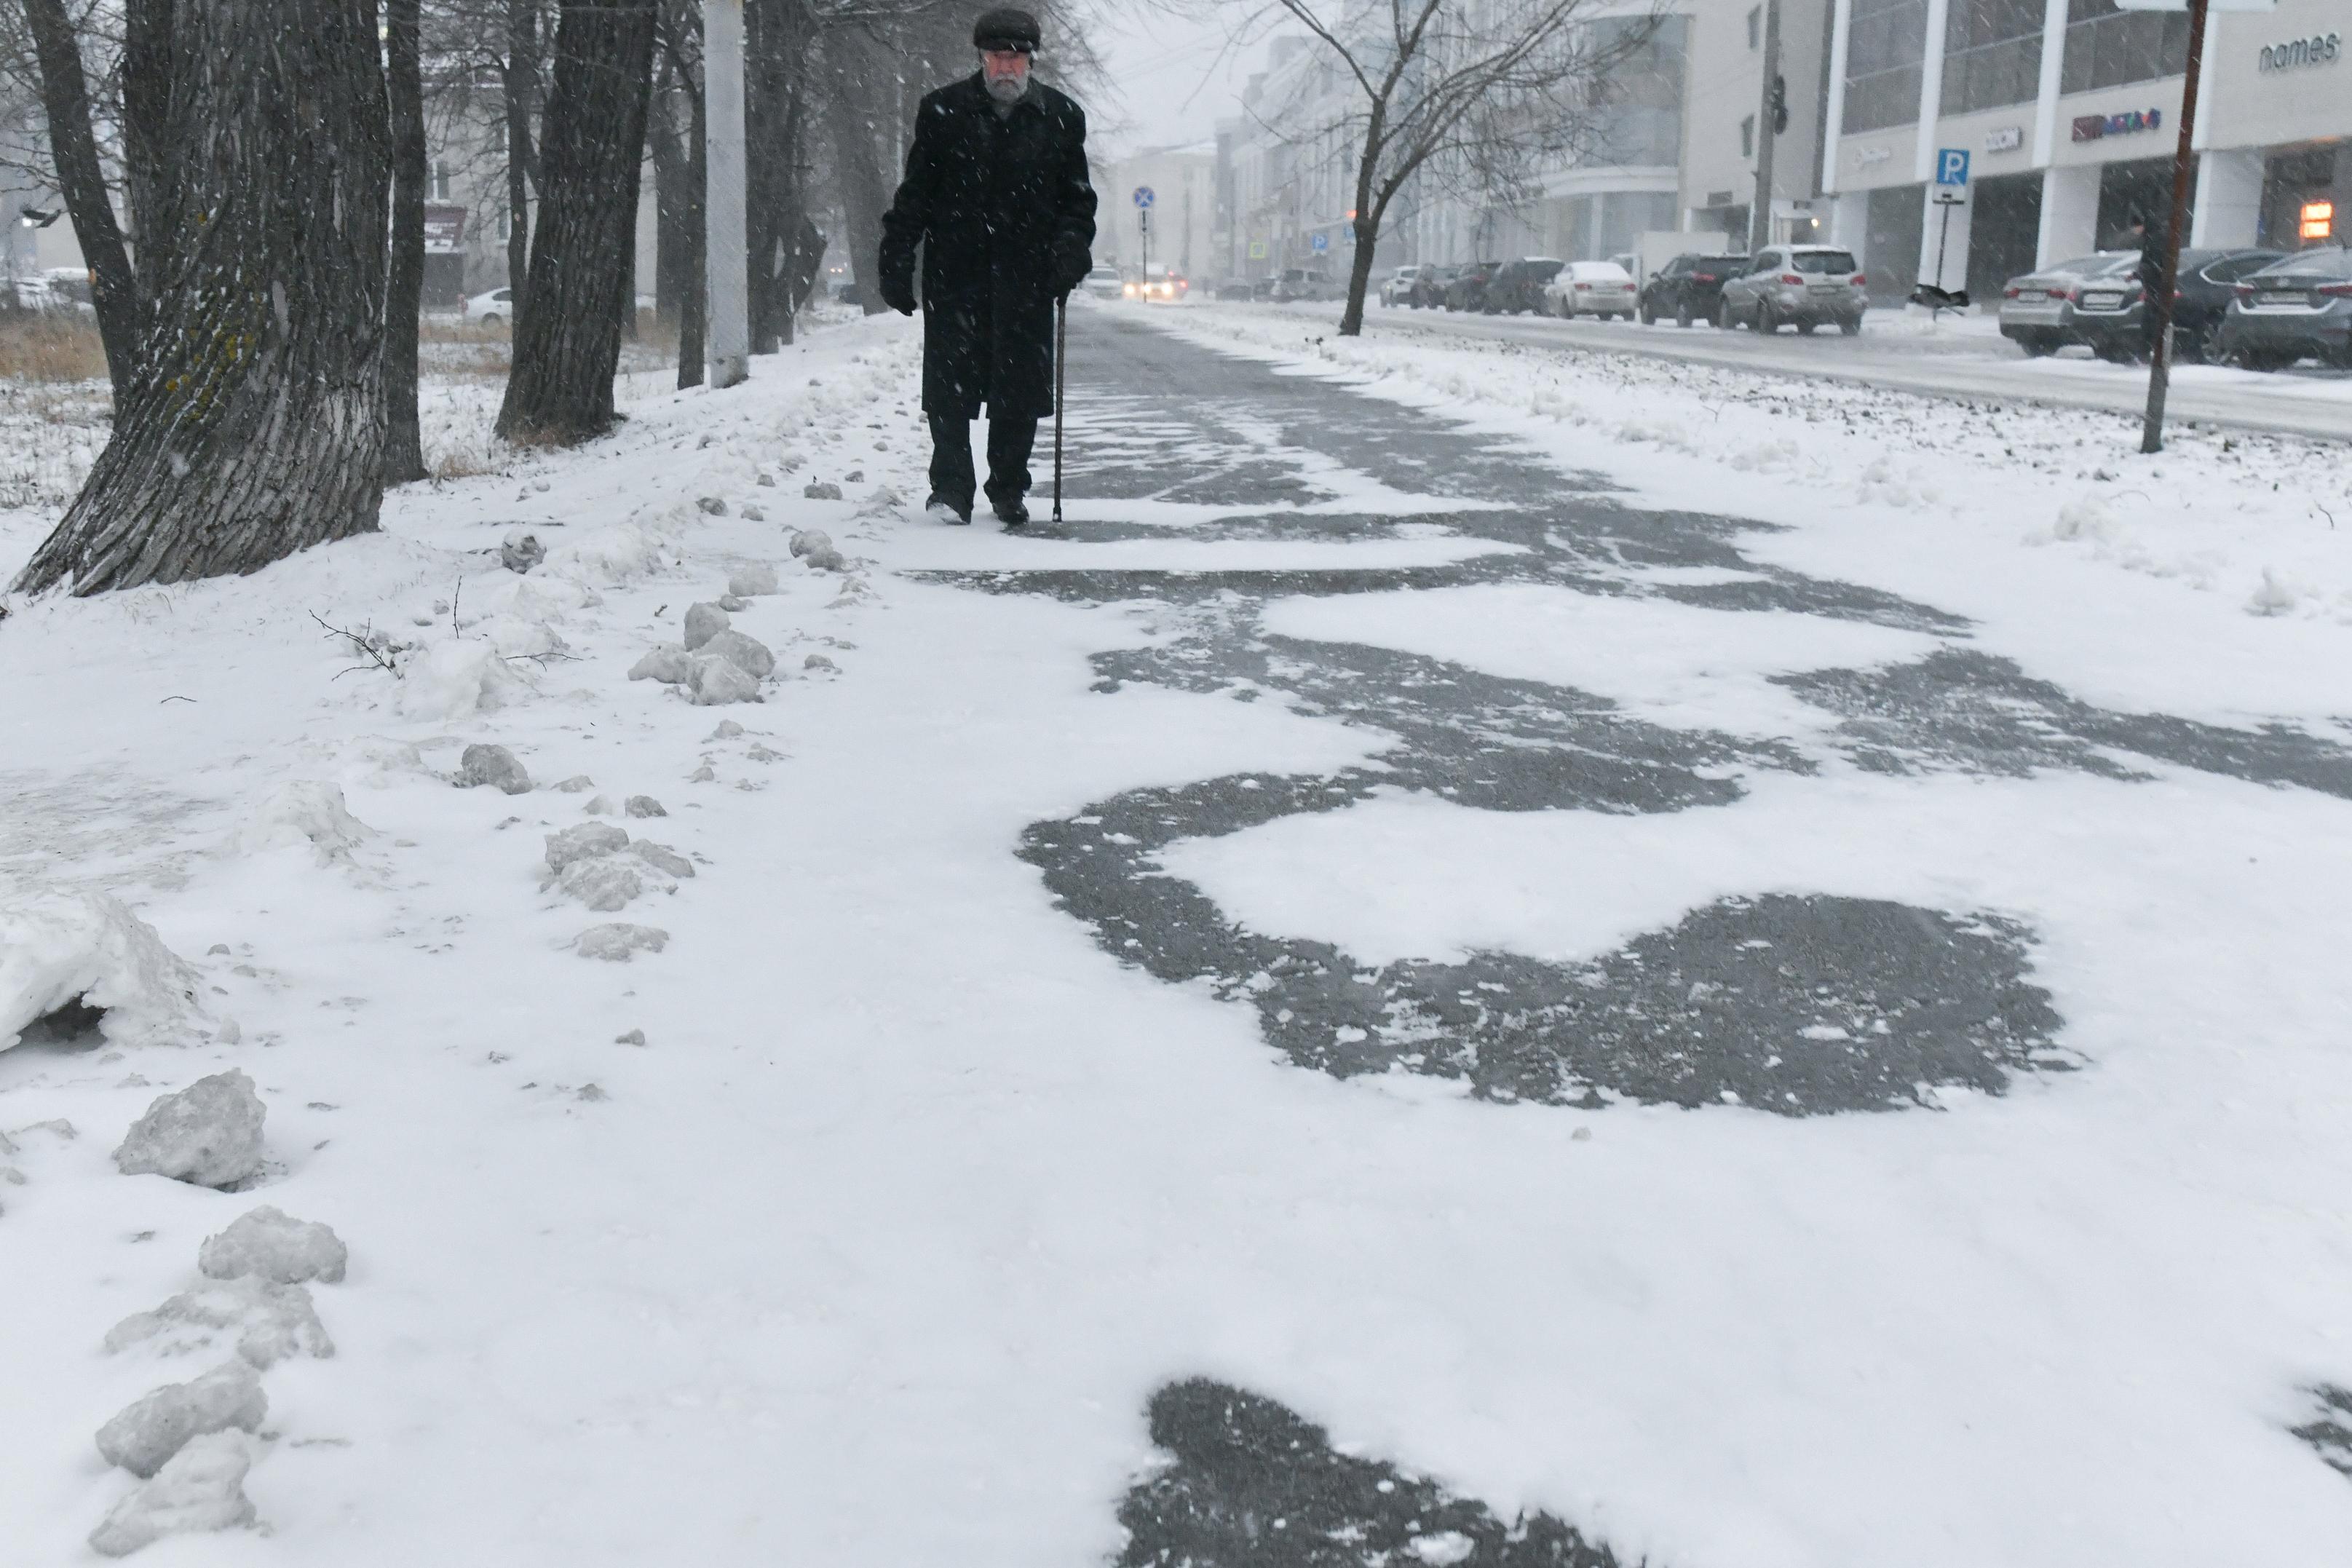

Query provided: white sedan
[464,286,515,327]
[1543,261,1639,320]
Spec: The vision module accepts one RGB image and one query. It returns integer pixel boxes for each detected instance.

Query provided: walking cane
[1053,294,1067,523]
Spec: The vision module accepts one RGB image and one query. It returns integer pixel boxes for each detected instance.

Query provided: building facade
[1100,146,1218,279]
[1821,0,2349,301]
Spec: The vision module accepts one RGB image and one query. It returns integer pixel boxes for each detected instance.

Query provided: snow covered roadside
[4,301,2351,1568]
[1156,306,2352,726]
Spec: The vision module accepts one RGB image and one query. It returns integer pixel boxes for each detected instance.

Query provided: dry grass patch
[0,314,110,384]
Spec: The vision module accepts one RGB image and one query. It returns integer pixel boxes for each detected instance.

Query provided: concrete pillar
[1912,0,1952,185]
[1821,0,1853,194]
[1830,190,1869,249]
[1918,188,1973,292]
[2191,149,2264,247]
[2028,0,2069,166]
[2036,162,2099,266]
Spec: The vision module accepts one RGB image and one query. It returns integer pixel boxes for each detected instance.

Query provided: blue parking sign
[1936,148,1970,186]
[1310,233,1329,253]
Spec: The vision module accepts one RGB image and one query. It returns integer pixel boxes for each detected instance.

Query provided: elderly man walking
[878,8,1098,526]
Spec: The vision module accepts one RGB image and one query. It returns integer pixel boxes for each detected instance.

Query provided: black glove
[1050,241,1091,296]
[879,278,916,316]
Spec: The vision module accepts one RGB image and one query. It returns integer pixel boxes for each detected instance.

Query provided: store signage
[423,204,466,256]
[1855,144,1892,166]
[1984,124,2024,152]
[2259,33,2341,71]
[2071,108,2162,142]
[2303,201,2335,241]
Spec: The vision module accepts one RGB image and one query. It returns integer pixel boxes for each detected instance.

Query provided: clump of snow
[705,720,745,740]
[112,1070,266,1190]
[106,1275,334,1368]
[689,655,761,706]
[630,840,694,880]
[398,638,528,721]
[559,858,645,912]
[197,1205,349,1286]
[539,521,670,587]
[700,628,775,679]
[553,774,595,793]
[574,924,669,962]
[95,1361,266,1478]
[1408,1531,1476,1566]
[2248,568,2300,617]
[625,795,666,818]
[697,496,728,516]
[683,601,730,650]
[87,1431,256,1557]
[802,482,843,501]
[789,529,834,559]
[727,563,779,596]
[627,646,698,684]
[804,653,837,672]
[225,781,375,866]
[456,743,532,795]
[499,530,545,573]
[545,822,630,873]
[0,892,202,1053]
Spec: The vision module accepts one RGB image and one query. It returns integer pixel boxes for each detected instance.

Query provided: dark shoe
[924,492,972,525]
[991,495,1029,527]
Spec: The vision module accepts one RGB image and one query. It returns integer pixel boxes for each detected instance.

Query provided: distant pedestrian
[878,8,1098,526]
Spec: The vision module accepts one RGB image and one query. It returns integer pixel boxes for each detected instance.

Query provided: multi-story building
[1821,0,2350,301]
[1100,146,1218,279]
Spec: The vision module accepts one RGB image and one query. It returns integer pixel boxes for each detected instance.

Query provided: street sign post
[1936,148,1970,186]
[1132,187,1154,208]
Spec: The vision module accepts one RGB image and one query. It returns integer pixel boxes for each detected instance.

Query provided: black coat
[878,75,1097,419]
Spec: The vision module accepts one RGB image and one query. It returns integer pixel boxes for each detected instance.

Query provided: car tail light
[1695,272,1716,281]
[1779,274,1802,285]
[2317,282,2352,298]
[2234,282,2256,297]
[2004,285,2021,298]
[2171,289,2183,301]
[1574,282,1591,291]
[1852,273,1866,286]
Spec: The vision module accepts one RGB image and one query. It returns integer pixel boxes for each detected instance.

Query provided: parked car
[1379,265,1425,307]
[1483,257,1565,314]
[1407,265,1457,309]
[2064,247,2284,363]
[464,285,515,326]
[2221,245,2352,371]
[1083,265,1123,300]
[1544,260,1639,320]
[1997,253,2135,356]
[1213,277,1256,301]
[1270,267,1337,303]
[1639,252,1746,326]
[1443,260,1505,312]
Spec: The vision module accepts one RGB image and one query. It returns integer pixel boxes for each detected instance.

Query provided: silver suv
[1714,245,1867,334]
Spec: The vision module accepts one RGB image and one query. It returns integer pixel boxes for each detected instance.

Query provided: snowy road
[1220,298,2352,443]
[5,306,2352,1565]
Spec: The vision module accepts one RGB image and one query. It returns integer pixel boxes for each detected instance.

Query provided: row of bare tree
[1,0,1094,598]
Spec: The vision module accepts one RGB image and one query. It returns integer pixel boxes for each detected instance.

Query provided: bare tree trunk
[384,0,430,485]
[495,0,658,443]
[649,51,685,321]
[821,29,892,317]
[746,0,811,352]
[20,0,143,389]
[12,0,392,598]
[504,0,540,324]
[678,71,707,388]
[122,0,177,304]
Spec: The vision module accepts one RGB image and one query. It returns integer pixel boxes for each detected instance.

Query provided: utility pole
[1749,0,1781,255]
[704,0,749,389]
[2139,0,2210,454]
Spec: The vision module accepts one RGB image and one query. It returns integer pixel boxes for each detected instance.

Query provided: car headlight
[1123,283,1136,297]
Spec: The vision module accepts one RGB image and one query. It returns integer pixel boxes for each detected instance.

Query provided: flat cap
[973,7,1040,50]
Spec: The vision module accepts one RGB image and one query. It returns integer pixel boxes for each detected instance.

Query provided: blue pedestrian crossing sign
[1936,148,1971,186]
[1310,233,1329,253]
[1133,186,1155,208]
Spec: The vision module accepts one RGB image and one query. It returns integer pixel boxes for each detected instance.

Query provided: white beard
[985,72,1028,104]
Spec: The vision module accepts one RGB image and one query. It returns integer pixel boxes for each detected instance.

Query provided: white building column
[2191,149,2265,247]
[1821,0,1853,194]
[2027,0,2070,167]
[1912,0,1959,288]
[1830,190,1869,249]
[1911,0,1952,185]
[2036,163,2099,264]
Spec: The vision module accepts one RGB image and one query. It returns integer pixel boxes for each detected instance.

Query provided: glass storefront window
[1941,0,2043,114]
[2060,0,2189,95]
[1845,0,1930,132]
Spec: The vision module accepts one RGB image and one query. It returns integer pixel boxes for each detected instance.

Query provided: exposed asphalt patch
[1116,1379,1641,1568]
[2293,1385,2352,1484]
[1781,649,2352,797]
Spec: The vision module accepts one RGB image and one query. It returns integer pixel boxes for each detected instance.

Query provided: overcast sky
[1081,7,1270,159]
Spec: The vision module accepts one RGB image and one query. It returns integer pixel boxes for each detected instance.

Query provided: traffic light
[1769,74,1789,135]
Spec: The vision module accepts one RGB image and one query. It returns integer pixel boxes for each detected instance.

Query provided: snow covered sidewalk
[3,306,2351,1566]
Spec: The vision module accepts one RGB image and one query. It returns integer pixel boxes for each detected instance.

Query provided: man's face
[981,47,1031,101]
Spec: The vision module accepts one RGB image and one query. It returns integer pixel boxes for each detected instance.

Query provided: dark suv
[1443,261,1505,312]
[2068,247,2283,363]
[1482,257,1565,314]
[1640,253,1746,327]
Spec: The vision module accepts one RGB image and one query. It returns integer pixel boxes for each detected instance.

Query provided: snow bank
[397,638,529,721]
[223,780,376,866]
[0,891,201,1053]
[87,1431,256,1556]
